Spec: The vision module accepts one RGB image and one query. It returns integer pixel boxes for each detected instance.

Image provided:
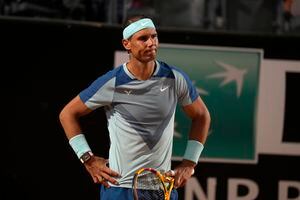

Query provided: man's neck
[126,60,156,80]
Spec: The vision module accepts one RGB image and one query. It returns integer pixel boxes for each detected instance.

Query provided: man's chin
[142,55,156,62]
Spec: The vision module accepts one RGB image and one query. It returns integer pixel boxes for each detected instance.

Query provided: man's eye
[140,37,148,41]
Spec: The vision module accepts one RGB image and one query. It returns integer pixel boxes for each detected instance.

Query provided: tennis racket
[132,168,175,200]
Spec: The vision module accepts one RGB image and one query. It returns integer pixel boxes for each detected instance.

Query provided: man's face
[124,28,159,63]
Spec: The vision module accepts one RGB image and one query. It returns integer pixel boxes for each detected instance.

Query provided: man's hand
[165,159,196,188]
[84,156,121,188]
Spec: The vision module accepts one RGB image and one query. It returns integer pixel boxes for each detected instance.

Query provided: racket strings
[137,189,165,200]
[136,171,162,190]
[134,171,166,199]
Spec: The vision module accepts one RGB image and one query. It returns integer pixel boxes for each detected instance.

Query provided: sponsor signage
[157,44,262,163]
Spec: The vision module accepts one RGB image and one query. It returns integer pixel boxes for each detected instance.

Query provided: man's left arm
[171,96,211,188]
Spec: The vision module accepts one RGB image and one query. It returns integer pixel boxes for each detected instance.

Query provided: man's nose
[147,37,155,46]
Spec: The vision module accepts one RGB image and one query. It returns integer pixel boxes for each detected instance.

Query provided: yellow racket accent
[133,168,175,200]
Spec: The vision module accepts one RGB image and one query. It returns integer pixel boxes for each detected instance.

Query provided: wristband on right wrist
[69,134,92,159]
[183,140,204,164]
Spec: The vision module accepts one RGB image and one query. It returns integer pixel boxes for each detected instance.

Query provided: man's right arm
[59,95,92,140]
[59,95,120,187]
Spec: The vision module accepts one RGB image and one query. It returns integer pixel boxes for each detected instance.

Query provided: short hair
[123,15,148,29]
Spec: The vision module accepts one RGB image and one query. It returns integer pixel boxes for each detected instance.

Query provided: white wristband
[69,134,92,159]
[183,140,204,163]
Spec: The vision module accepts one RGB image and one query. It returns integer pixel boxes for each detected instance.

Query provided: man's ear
[122,39,131,51]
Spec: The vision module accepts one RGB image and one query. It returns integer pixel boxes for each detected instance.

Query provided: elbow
[59,106,71,125]
[205,108,211,127]
[58,104,83,125]
[193,107,211,129]
[199,107,211,142]
[198,108,211,132]
[59,107,66,124]
[197,104,210,125]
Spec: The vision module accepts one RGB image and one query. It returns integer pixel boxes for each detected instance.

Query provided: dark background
[1,17,300,200]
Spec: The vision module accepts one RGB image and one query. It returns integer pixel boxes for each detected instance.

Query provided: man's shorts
[100,185,178,200]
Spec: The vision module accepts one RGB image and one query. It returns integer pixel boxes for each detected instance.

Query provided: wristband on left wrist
[183,140,204,164]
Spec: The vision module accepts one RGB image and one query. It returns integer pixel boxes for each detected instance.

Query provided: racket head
[132,168,174,200]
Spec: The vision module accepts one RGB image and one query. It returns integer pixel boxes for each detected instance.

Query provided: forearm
[182,99,211,165]
[59,111,83,140]
[188,108,211,144]
[174,111,210,187]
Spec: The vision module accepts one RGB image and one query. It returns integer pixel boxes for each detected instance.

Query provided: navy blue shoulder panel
[155,61,175,79]
[80,65,122,102]
[115,65,134,87]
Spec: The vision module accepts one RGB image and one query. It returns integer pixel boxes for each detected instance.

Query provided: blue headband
[123,18,156,39]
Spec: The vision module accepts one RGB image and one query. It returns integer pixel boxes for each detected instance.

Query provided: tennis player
[59,15,211,200]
